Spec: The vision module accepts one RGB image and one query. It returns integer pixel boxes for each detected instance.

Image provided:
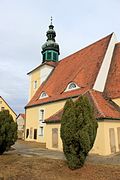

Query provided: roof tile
[45,90,120,123]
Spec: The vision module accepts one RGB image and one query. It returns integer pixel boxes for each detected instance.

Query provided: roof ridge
[59,33,113,63]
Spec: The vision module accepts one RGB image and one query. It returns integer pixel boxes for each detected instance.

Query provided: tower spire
[41,19,60,63]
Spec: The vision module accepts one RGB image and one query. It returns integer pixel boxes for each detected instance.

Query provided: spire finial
[50,16,53,25]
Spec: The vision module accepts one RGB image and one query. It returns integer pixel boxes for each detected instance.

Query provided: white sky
[0,0,120,114]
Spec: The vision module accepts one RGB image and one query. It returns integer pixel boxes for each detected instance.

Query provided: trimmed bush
[60,96,98,169]
[0,110,17,155]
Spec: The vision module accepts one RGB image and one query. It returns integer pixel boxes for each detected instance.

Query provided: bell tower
[41,17,60,63]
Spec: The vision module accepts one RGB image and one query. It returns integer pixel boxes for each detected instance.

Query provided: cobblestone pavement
[9,140,120,165]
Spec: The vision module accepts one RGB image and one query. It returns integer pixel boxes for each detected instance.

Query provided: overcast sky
[0,0,120,115]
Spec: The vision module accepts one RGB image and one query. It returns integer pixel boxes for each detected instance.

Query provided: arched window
[68,83,77,89]
[65,82,79,92]
[40,92,48,99]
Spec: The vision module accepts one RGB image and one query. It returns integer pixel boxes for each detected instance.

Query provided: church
[25,20,120,156]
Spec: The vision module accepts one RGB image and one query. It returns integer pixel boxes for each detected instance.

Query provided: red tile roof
[104,43,120,99]
[86,90,120,119]
[26,33,112,108]
[45,109,63,123]
[45,90,120,123]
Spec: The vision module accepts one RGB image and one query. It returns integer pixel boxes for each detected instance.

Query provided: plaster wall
[28,65,54,101]
[0,97,17,121]
[40,65,54,84]
[103,120,120,155]
[46,120,120,156]
[46,123,63,151]
[16,116,25,131]
[25,96,120,155]
[25,100,66,143]
[29,68,41,100]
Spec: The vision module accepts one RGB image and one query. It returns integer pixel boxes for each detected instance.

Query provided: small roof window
[65,82,79,92]
[68,83,77,89]
[40,92,48,99]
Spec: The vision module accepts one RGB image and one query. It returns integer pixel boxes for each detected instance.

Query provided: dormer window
[65,82,79,92]
[68,83,77,89]
[40,92,48,99]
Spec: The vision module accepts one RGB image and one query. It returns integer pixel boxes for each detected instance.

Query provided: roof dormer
[65,82,80,92]
[39,91,48,99]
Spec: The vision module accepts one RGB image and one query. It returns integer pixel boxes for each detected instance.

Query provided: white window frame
[65,82,80,92]
[39,109,45,124]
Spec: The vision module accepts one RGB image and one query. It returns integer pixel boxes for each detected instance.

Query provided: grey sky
[0,0,120,114]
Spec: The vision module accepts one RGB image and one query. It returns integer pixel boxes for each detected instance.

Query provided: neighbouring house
[16,113,25,139]
[25,21,120,156]
[0,96,17,121]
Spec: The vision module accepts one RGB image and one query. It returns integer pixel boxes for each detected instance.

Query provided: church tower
[41,17,60,63]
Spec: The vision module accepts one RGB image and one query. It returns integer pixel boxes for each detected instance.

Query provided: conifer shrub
[0,110,17,155]
[60,96,98,169]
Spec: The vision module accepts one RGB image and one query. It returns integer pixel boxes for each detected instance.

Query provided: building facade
[25,21,120,156]
[16,113,25,139]
[0,96,17,121]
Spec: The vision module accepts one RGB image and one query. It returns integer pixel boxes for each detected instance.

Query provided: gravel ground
[1,140,120,180]
[0,154,120,180]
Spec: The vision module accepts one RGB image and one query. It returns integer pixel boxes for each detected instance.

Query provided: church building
[25,20,120,156]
